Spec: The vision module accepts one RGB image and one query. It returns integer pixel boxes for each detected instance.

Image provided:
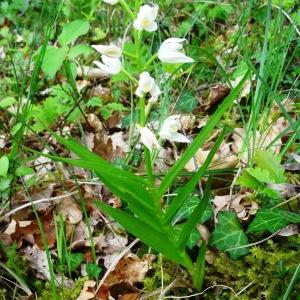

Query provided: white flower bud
[158,38,194,64]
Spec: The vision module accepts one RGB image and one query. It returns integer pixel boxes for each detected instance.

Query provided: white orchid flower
[136,72,161,102]
[91,44,122,58]
[159,115,190,143]
[139,126,160,152]
[103,0,119,4]
[133,5,159,32]
[93,55,122,75]
[158,38,194,64]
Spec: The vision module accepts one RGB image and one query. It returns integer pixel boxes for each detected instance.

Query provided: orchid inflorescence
[93,1,194,155]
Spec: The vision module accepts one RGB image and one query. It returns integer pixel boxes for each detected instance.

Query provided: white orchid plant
[43,0,247,291]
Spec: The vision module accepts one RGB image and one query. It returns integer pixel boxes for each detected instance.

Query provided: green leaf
[58,20,90,46]
[237,168,265,190]
[175,91,197,113]
[15,166,34,177]
[158,73,248,198]
[178,178,211,249]
[95,201,187,267]
[11,123,22,136]
[232,60,249,80]
[67,252,83,272]
[86,263,102,279]
[69,44,93,59]
[173,194,212,224]
[247,208,300,234]
[174,225,200,249]
[193,243,206,291]
[106,103,127,112]
[210,211,249,259]
[0,97,16,109]
[0,156,9,177]
[255,150,285,183]
[42,46,68,78]
[86,97,103,108]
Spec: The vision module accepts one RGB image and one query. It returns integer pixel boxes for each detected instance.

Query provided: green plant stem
[144,147,155,188]
[139,97,145,126]
[134,0,140,16]
[121,68,138,83]
[123,50,137,59]
[119,0,134,19]
[134,30,142,72]
[143,53,158,70]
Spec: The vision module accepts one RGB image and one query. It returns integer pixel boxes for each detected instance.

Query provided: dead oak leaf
[203,84,230,111]
[77,280,96,300]
[109,281,140,300]
[56,196,83,225]
[106,254,155,285]
[5,213,56,248]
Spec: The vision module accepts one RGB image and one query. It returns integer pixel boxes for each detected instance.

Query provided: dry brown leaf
[56,196,83,225]
[185,142,237,172]
[88,114,103,132]
[77,280,96,300]
[77,66,108,80]
[24,246,51,280]
[95,283,110,300]
[203,84,230,111]
[109,281,140,300]
[5,213,56,248]
[106,254,155,285]
[212,193,258,221]
[71,221,92,249]
[110,132,128,154]
[34,149,53,175]
[180,115,196,131]
[230,76,252,98]
[277,224,299,237]
[232,127,282,164]
[0,134,6,148]
[196,224,210,243]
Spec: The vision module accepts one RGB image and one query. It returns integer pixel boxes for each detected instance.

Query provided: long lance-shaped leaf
[94,172,166,234]
[192,242,206,291]
[24,147,156,211]
[25,147,165,232]
[164,128,227,224]
[51,132,146,184]
[95,201,191,268]
[177,177,211,249]
[157,73,248,199]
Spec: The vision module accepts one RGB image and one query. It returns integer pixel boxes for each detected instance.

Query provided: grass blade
[283,263,300,300]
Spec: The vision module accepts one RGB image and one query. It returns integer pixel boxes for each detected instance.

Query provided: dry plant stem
[0,191,78,221]
[162,284,237,299]
[140,279,178,300]
[272,192,300,209]
[0,262,32,296]
[94,238,139,294]
[225,230,281,252]
[227,166,242,210]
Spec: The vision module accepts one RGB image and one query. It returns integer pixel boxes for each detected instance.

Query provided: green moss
[0,289,8,300]
[204,241,300,299]
[143,256,190,295]
[37,277,88,300]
